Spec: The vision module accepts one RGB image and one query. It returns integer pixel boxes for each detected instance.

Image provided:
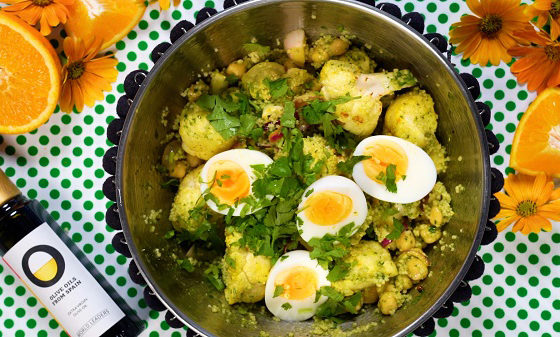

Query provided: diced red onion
[269,131,283,142]
[381,238,392,247]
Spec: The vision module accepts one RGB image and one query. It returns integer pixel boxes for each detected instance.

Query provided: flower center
[67,61,85,80]
[551,1,560,19]
[545,44,560,62]
[516,200,537,217]
[479,14,503,37]
[32,0,53,6]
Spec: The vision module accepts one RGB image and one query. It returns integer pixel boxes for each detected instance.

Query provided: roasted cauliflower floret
[422,182,454,227]
[241,62,286,100]
[179,103,236,160]
[355,69,417,98]
[334,95,383,137]
[169,166,203,232]
[383,89,437,148]
[222,231,272,305]
[332,241,398,296]
[303,135,344,178]
[261,104,284,124]
[319,60,360,99]
[425,135,449,173]
[336,48,375,73]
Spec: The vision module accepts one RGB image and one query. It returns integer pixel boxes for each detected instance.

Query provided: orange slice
[65,0,147,51]
[0,12,61,134]
[510,87,560,177]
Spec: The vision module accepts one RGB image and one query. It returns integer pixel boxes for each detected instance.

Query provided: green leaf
[273,285,284,298]
[204,263,225,291]
[177,259,194,272]
[269,157,292,177]
[343,292,362,314]
[386,218,404,240]
[225,256,236,268]
[239,114,258,137]
[207,108,241,140]
[281,303,292,311]
[376,164,398,193]
[197,94,217,111]
[327,262,351,282]
[281,101,296,128]
[164,230,175,239]
[336,156,371,175]
[265,78,290,99]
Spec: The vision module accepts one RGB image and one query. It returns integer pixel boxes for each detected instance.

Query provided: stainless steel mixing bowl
[116,1,490,336]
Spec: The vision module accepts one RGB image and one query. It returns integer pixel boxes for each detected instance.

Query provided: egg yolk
[362,140,408,182]
[275,266,318,300]
[207,160,250,205]
[304,191,353,226]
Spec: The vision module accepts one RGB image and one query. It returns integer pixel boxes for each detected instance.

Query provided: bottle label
[3,223,125,337]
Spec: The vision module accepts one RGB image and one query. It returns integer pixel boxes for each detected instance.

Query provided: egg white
[265,250,330,321]
[200,149,273,216]
[352,135,437,203]
[297,176,368,242]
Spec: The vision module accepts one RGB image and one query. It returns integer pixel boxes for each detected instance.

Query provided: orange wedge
[65,0,146,51]
[510,87,560,177]
[0,12,61,134]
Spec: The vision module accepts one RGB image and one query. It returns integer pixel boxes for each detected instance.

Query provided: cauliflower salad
[159,29,454,323]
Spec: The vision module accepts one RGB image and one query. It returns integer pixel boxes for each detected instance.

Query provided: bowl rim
[116,0,491,336]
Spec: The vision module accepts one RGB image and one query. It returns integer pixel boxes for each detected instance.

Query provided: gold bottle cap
[0,169,21,206]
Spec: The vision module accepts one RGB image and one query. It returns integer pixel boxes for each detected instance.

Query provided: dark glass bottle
[0,170,144,337]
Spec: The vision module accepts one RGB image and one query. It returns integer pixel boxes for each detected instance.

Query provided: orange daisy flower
[59,37,118,113]
[158,0,180,10]
[525,0,560,40]
[509,28,560,93]
[493,173,560,234]
[449,0,531,66]
[2,0,74,36]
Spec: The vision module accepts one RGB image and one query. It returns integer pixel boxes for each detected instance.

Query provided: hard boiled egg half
[200,149,273,216]
[297,175,368,242]
[265,250,330,321]
[352,135,436,203]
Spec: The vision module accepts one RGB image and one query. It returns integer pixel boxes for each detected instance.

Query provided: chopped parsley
[308,222,354,269]
[336,155,371,175]
[281,303,292,311]
[273,285,285,298]
[326,261,352,282]
[177,259,194,272]
[204,262,225,291]
[281,101,296,128]
[376,164,398,193]
[164,230,175,239]
[315,286,362,318]
[386,218,404,240]
[265,78,290,99]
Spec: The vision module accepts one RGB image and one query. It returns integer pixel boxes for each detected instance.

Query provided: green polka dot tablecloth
[0,0,558,336]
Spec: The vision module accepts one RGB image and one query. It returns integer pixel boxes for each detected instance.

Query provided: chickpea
[310,49,328,64]
[406,257,429,282]
[226,61,246,78]
[169,161,188,179]
[418,224,442,244]
[362,286,378,304]
[329,38,350,56]
[395,275,413,291]
[429,206,443,226]
[396,230,416,252]
[378,292,398,315]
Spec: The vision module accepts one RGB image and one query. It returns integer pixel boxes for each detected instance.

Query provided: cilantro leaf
[177,259,194,272]
[376,164,398,193]
[343,292,362,314]
[204,263,225,291]
[386,218,404,240]
[281,101,296,128]
[273,285,284,298]
[327,262,351,282]
[336,155,371,175]
[265,78,290,99]
[281,303,292,311]
[239,114,258,137]
[164,230,175,239]
[268,156,292,178]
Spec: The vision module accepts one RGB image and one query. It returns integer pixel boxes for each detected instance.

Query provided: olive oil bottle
[0,170,145,337]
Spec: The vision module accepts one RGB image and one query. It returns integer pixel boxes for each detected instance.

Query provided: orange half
[0,12,61,134]
[510,87,560,177]
[65,0,147,50]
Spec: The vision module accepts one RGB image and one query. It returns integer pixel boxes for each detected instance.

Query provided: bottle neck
[0,194,27,223]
